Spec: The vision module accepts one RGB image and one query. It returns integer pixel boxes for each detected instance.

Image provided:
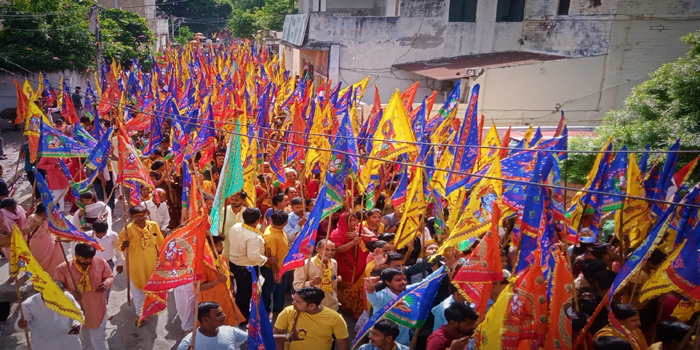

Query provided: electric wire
[5,67,700,211]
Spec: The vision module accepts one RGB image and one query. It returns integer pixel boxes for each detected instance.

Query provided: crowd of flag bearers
[1,39,700,350]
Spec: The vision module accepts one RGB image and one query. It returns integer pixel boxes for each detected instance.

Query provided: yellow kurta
[117,221,164,290]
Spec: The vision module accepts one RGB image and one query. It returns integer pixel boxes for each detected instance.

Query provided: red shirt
[426,325,457,350]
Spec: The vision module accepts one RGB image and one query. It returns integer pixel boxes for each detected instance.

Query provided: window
[557,0,570,15]
[449,0,477,22]
[495,0,525,22]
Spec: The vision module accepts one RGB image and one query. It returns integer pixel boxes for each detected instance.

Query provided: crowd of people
[0,43,697,350]
[0,119,694,350]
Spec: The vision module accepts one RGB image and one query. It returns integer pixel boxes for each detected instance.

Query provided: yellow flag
[438,155,502,254]
[10,225,85,324]
[567,139,613,231]
[477,123,501,171]
[370,90,417,161]
[521,124,533,148]
[474,283,513,350]
[242,138,258,208]
[430,107,458,145]
[430,130,458,198]
[615,153,652,249]
[394,168,427,249]
[22,79,35,100]
[639,242,683,302]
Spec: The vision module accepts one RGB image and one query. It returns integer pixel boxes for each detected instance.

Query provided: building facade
[280,0,700,126]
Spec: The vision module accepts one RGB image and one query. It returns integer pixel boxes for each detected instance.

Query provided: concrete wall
[298,0,700,126]
[0,71,91,111]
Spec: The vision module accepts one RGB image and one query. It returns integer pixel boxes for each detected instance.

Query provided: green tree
[0,0,95,72]
[99,8,154,68]
[228,0,295,38]
[174,25,195,46]
[564,30,700,185]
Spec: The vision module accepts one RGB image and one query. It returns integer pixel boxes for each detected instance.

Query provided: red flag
[116,129,156,191]
[452,205,503,317]
[477,114,485,146]
[500,126,512,159]
[61,90,80,125]
[14,80,28,125]
[139,215,209,324]
[401,81,419,112]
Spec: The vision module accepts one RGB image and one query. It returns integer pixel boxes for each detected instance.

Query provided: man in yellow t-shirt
[261,210,288,315]
[274,287,349,350]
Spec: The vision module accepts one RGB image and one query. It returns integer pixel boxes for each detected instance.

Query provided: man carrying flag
[53,243,113,350]
[118,205,165,319]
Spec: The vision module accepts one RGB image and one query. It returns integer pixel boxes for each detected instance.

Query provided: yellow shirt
[117,221,164,290]
[263,226,288,271]
[274,305,349,350]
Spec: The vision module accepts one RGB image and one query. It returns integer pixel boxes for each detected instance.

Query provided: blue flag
[639,144,650,175]
[600,146,628,212]
[608,204,676,333]
[412,99,429,161]
[352,266,446,349]
[85,127,114,170]
[33,168,103,251]
[445,84,480,195]
[279,186,331,276]
[325,110,358,209]
[39,122,91,158]
[667,185,700,299]
[73,122,97,149]
[248,266,276,350]
[651,140,680,218]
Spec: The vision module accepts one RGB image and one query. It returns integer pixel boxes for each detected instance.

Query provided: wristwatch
[285,333,292,342]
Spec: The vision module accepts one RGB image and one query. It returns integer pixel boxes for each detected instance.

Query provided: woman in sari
[330,212,370,320]
[23,204,63,276]
[0,198,28,259]
[594,303,648,350]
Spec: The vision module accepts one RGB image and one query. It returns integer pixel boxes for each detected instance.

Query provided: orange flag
[14,80,28,125]
[451,204,503,318]
[139,215,209,324]
[545,250,573,350]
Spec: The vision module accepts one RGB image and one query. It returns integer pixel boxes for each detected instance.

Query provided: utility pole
[90,5,103,83]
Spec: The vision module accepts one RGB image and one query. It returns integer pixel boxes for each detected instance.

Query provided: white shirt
[85,230,124,266]
[15,293,83,350]
[142,199,170,231]
[228,223,267,266]
[177,326,247,350]
[221,206,245,263]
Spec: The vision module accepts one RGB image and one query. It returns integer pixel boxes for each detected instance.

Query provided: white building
[280,0,700,127]
[96,0,169,50]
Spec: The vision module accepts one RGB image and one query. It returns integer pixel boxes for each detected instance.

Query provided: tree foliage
[157,0,232,35]
[99,9,154,68]
[564,30,700,184]
[228,0,295,38]
[174,25,195,46]
[0,0,95,72]
[0,0,154,73]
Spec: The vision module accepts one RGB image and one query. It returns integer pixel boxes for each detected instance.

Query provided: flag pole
[58,242,84,308]
[189,280,201,350]
[121,184,131,306]
[14,276,32,350]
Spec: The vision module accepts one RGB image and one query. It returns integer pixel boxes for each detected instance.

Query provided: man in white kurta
[15,292,83,350]
[142,188,171,234]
